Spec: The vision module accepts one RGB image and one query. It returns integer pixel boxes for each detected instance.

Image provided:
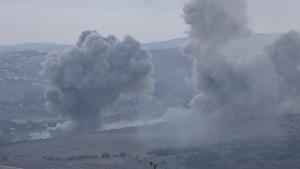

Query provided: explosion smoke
[141,0,300,143]
[266,31,300,114]
[183,0,280,120]
[41,30,154,133]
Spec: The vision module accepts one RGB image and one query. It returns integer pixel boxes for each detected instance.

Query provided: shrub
[102,153,111,158]
[0,155,8,161]
[119,152,127,157]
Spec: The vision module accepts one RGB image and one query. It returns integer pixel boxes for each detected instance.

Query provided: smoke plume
[41,30,154,133]
[182,0,279,121]
[266,31,300,114]
[140,0,300,144]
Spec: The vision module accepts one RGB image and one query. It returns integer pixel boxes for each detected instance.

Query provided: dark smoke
[41,30,154,133]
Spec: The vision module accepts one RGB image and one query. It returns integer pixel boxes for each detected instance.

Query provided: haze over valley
[1,0,300,169]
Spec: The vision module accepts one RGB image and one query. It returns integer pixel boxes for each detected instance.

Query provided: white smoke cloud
[41,30,154,134]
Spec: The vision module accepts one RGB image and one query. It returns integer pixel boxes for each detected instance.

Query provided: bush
[42,156,64,161]
[43,154,99,161]
[0,155,8,161]
[148,148,177,156]
[66,154,99,161]
[102,153,111,158]
[119,152,127,157]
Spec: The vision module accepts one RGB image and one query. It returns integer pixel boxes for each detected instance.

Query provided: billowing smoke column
[139,0,282,144]
[184,0,250,45]
[266,31,300,113]
[156,0,300,143]
[182,0,279,121]
[268,31,300,95]
[41,30,154,133]
[184,0,249,113]
[140,0,300,145]
[161,0,300,140]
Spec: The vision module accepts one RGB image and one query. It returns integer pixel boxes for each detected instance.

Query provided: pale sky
[0,0,300,45]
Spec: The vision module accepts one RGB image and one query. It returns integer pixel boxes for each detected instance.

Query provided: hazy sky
[0,0,300,45]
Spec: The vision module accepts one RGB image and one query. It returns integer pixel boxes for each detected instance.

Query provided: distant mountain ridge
[0,33,279,53]
[143,37,187,49]
[0,33,280,107]
[0,43,71,53]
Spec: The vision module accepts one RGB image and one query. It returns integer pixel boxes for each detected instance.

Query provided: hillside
[0,33,295,169]
[0,114,299,169]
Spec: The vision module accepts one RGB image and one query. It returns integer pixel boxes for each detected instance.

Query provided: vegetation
[66,154,99,161]
[42,152,128,162]
[119,152,127,158]
[42,156,64,161]
[101,153,111,158]
[147,138,300,169]
[0,155,8,161]
[42,154,99,161]
[148,147,203,156]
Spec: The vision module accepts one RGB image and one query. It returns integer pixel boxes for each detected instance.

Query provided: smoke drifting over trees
[41,30,154,133]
